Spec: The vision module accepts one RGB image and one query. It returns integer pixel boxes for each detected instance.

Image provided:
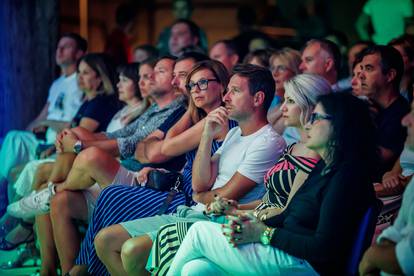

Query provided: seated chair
[346,199,383,275]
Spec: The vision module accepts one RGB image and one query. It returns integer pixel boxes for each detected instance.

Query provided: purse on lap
[145,170,183,192]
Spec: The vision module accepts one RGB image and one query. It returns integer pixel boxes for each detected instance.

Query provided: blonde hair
[269,47,301,75]
[283,73,332,126]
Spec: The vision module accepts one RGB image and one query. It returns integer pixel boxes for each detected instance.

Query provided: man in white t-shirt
[0,33,86,182]
[86,64,286,276]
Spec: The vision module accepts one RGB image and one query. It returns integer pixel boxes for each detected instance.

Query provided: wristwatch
[260,227,276,245]
[73,140,83,154]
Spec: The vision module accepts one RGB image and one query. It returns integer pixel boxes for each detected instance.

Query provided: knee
[94,227,117,257]
[121,236,151,266]
[50,191,70,219]
[75,147,104,168]
[120,239,139,264]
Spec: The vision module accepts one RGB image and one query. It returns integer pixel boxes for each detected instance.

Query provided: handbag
[144,170,184,215]
[145,170,183,192]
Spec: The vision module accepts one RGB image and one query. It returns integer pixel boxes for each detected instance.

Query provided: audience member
[1,53,120,275]
[299,38,342,92]
[104,3,136,65]
[389,34,414,102]
[357,45,410,172]
[209,40,240,73]
[132,44,159,63]
[157,0,208,55]
[167,19,203,57]
[359,100,414,276]
[337,40,374,92]
[243,49,271,68]
[0,33,86,187]
[168,92,378,275]
[267,48,302,137]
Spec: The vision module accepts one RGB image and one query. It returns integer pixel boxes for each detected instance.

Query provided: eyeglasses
[309,112,333,125]
[186,79,218,92]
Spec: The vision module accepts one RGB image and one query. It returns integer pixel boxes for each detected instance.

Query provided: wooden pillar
[80,0,88,40]
[0,0,59,137]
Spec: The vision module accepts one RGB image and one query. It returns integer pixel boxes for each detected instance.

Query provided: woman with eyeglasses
[67,60,238,276]
[145,74,330,275]
[167,92,378,276]
[267,48,302,141]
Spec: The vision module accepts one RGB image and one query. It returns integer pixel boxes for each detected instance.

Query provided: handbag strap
[157,176,181,215]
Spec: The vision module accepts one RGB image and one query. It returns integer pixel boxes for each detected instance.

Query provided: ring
[235,225,241,233]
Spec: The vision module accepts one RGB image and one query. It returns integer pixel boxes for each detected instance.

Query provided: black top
[375,95,409,171]
[264,160,375,275]
[71,94,121,132]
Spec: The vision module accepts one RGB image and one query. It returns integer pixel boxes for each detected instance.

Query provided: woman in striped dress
[71,60,238,275]
[148,74,332,276]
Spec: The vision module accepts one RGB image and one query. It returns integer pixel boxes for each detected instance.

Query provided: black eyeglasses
[186,79,218,92]
[309,112,333,125]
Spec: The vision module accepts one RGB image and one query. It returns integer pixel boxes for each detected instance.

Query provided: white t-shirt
[45,73,83,143]
[400,147,414,177]
[192,124,286,212]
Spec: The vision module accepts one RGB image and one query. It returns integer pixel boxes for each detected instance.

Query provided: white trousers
[0,130,40,179]
[167,221,319,276]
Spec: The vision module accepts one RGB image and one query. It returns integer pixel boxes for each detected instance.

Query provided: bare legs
[94,224,151,276]
[56,147,120,192]
[50,191,88,274]
[36,214,58,276]
[121,235,152,276]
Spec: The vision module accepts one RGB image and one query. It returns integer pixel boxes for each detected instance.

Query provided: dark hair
[317,93,379,177]
[157,55,178,63]
[61,32,88,52]
[212,39,239,57]
[176,51,209,63]
[358,45,404,91]
[232,64,275,112]
[305,39,342,74]
[186,60,229,123]
[117,62,141,99]
[171,19,201,44]
[243,49,271,68]
[388,34,414,62]
[134,44,159,60]
[78,53,116,95]
[140,58,158,69]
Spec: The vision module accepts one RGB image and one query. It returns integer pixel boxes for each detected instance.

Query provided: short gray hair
[283,73,332,126]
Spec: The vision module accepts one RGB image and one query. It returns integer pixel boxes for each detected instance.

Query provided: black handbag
[145,170,184,215]
[145,170,183,192]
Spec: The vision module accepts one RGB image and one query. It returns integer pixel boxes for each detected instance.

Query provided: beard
[150,87,168,98]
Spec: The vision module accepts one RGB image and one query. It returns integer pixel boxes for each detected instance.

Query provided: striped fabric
[75,120,238,276]
[148,143,319,275]
[150,221,195,275]
[257,143,318,210]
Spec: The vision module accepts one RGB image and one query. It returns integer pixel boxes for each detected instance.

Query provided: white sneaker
[7,183,56,219]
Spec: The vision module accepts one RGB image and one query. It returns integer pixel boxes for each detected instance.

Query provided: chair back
[346,198,383,275]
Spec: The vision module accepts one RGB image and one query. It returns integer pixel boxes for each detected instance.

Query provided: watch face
[74,141,82,153]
